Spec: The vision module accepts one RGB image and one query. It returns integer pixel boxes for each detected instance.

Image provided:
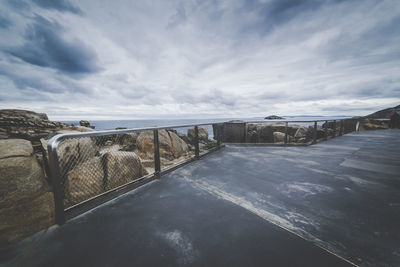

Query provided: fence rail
[47,118,359,224]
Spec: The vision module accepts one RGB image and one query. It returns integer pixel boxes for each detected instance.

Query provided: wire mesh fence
[58,133,152,208]
[48,118,359,223]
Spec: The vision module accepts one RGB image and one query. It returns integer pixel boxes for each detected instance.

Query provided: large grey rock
[103,151,148,190]
[0,139,33,158]
[0,139,54,244]
[79,120,94,129]
[273,132,285,143]
[136,130,189,160]
[0,110,68,146]
[187,127,209,143]
[273,132,293,143]
[41,135,97,181]
[115,132,139,151]
[58,137,96,176]
[247,123,301,143]
[65,157,104,206]
[358,118,390,131]
[0,109,93,154]
[294,127,308,139]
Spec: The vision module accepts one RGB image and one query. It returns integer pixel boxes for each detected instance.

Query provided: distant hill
[365,104,400,119]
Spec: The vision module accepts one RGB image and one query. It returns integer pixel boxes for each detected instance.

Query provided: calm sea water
[62,116,349,139]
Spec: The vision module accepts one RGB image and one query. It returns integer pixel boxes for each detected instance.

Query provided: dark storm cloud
[0,12,12,29]
[5,0,31,11]
[240,0,354,35]
[7,15,99,75]
[167,3,187,28]
[32,0,82,14]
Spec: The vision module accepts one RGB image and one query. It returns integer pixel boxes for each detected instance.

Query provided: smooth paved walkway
[3,130,400,267]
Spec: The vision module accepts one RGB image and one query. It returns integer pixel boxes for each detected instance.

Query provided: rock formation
[187,127,209,143]
[246,123,310,143]
[136,129,189,160]
[359,104,399,130]
[0,109,94,153]
[264,115,284,120]
[364,104,400,119]
[0,110,151,243]
[103,151,148,190]
[0,139,54,244]
[358,118,390,131]
[79,120,95,129]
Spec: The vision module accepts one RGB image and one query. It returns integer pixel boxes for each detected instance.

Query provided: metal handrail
[47,117,358,224]
[47,118,355,148]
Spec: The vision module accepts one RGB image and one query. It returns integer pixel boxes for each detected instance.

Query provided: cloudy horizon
[0,0,399,120]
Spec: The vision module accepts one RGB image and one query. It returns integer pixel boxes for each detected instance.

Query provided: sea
[62,116,350,139]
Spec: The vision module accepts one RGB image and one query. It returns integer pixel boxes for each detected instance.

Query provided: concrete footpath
[2,130,399,267]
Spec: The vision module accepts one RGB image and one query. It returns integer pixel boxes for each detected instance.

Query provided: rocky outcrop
[41,135,97,182]
[0,139,54,244]
[264,115,284,120]
[103,151,148,190]
[65,157,104,205]
[358,118,390,131]
[0,109,67,152]
[0,110,152,243]
[79,120,95,129]
[358,105,400,130]
[247,123,306,143]
[116,132,139,151]
[365,104,400,119]
[187,127,209,143]
[136,130,189,160]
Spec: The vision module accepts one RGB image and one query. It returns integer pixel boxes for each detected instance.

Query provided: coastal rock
[264,115,284,120]
[273,132,293,143]
[103,151,148,190]
[79,120,95,129]
[358,118,390,131]
[0,109,95,155]
[136,130,189,160]
[247,123,299,143]
[177,132,190,144]
[187,127,209,143]
[0,109,68,142]
[294,127,308,139]
[170,131,189,157]
[0,139,54,243]
[117,132,139,146]
[116,132,139,151]
[65,157,104,205]
[57,137,97,179]
[0,138,33,158]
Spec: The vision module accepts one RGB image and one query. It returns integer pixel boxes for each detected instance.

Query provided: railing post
[284,122,288,145]
[153,129,161,177]
[333,120,337,138]
[313,121,317,144]
[324,120,328,141]
[339,120,344,136]
[216,124,221,148]
[47,141,65,225]
[194,126,200,159]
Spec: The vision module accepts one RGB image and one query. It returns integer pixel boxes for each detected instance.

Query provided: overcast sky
[0,0,399,120]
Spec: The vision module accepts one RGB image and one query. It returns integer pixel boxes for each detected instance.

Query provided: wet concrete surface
[3,130,400,266]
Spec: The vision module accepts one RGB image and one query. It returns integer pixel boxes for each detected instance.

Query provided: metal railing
[47,118,359,224]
